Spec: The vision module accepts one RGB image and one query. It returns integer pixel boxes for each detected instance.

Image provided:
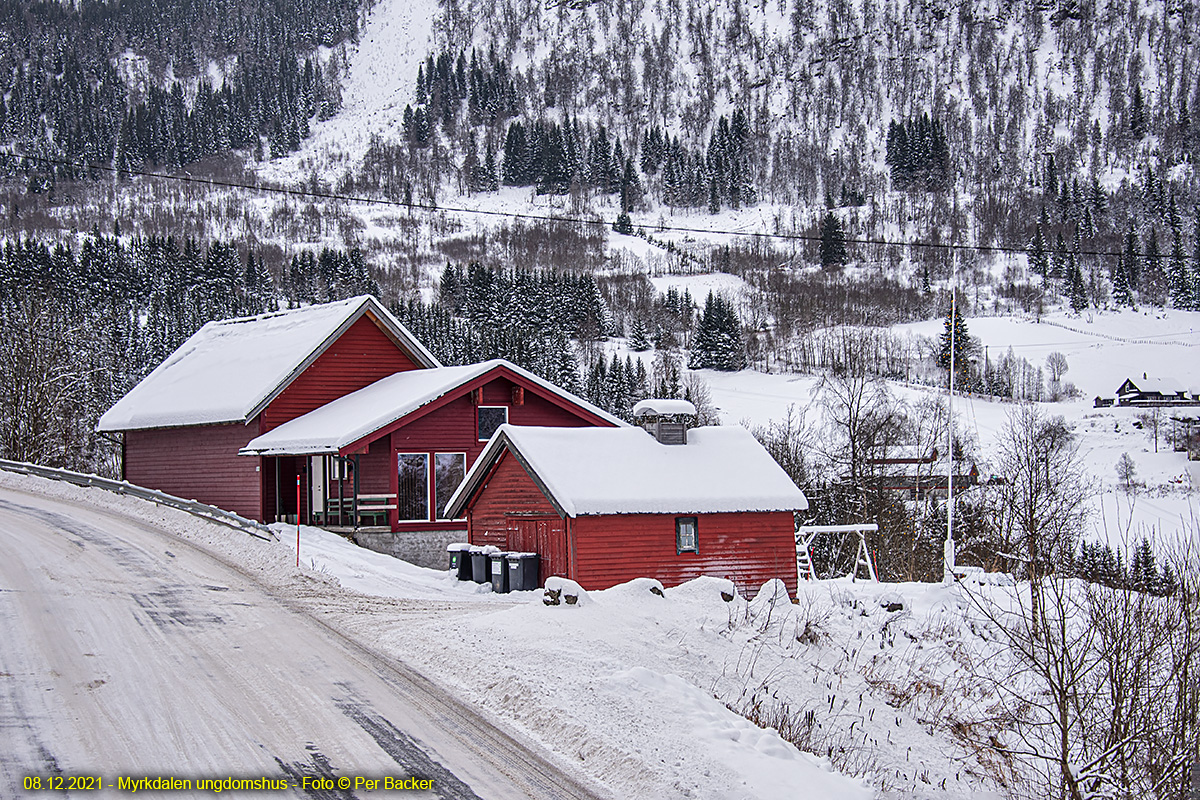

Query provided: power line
[2,152,1125,259]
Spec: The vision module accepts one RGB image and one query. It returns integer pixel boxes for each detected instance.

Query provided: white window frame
[434,451,468,520]
[396,452,430,522]
[676,516,699,554]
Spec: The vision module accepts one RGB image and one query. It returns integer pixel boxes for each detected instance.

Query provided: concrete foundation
[352,529,468,570]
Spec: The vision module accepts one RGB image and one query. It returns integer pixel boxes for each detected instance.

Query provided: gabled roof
[1119,376,1187,396]
[98,296,440,431]
[238,359,625,456]
[444,424,809,518]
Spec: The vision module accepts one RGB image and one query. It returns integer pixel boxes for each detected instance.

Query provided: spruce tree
[1130,83,1148,139]
[1159,560,1178,596]
[628,317,651,351]
[936,303,974,387]
[1052,231,1068,280]
[1123,222,1142,291]
[1068,255,1088,312]
[1130,537,1157,593]
[1029,218,1049,279]
[819,210,848,269]
[689,292,744,371]
[1192,212,1200,310]
[1169,230,1190,308]
[1111,253,1135,308]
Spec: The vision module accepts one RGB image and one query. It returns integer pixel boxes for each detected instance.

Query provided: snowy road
[0,486,607,799]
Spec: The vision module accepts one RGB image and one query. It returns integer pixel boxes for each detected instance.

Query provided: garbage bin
[447,543,472,581]
[469,546,490,583]
[506,552,540,591]
[490,551,511,594]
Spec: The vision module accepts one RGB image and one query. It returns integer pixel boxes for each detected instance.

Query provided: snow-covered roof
[632,398,697,417]
[98,296,441,431]
[1120,376,1187,395]
[445,424,808,518]
[238,359,625,456]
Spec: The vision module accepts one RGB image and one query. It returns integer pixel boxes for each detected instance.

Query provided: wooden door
[507,517,567,586]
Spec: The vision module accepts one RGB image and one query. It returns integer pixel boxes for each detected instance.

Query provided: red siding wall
[388,374,607,532]
[462,449,799,595]
[355,438,394,495]
[573,512,798,596]
[466,451,560,548]
[261,314,419,431]
[124,422,262,520]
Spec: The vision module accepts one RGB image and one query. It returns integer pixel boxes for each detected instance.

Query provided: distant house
[863,446,995,498]
[1170,410,1200,461]
[1116,375,1193,406]
[444,417,808,595]
[99,297,621,565]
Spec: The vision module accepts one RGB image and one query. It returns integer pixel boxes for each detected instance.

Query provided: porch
[263,450,398,530]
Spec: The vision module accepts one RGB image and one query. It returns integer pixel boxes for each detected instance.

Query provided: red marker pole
[296,474,302,568]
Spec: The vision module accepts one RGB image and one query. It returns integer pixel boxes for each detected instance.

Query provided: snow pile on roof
[454,424,808,516]
[240,359,624,455]
[1121,376,1187,395]
[632,398,697,417]
[98,297,437,431]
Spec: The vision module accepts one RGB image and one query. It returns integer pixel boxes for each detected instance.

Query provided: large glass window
[397,453,429,522]
[434,452,467,520]
[676,517,699,554]
[477,406,508,441]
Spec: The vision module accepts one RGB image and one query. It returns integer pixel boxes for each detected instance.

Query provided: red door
[507,517,567,586]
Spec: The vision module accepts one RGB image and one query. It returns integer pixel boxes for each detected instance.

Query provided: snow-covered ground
[689,306,1200,550]
[1,469,1041,799]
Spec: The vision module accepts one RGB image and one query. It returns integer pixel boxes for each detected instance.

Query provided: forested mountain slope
[318,0,1199,257]
[0,0,356,179]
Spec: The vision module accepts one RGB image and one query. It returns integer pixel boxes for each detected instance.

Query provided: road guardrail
[0,458,278,541]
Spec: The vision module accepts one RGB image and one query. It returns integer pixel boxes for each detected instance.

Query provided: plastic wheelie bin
[506,552,540,591]
[447,543,472,580]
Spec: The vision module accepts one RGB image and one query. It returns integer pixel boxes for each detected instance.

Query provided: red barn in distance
[444,404,807,595]
[99,296,621,566]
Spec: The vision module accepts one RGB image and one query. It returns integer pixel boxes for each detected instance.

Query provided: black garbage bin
[469,546,490,583]
[489,551,511,594]
[506,552,540,591]
[447,543,472,581]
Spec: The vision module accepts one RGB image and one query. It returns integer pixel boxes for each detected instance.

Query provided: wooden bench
[354,494,397,527]
[320,495,396,527]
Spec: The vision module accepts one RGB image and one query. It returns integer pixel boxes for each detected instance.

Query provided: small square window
[477,406,508,441]
[676,516,698,554]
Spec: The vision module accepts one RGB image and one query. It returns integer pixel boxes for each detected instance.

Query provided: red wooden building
[443,421,808,594]
[99,297,621,565]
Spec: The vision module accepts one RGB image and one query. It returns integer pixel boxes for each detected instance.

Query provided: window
[477,406,508,441]
[434,452,466,520]
[676,517,698,554]
[397,453,429,522]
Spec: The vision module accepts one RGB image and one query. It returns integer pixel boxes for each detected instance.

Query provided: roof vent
[632,398,697,445]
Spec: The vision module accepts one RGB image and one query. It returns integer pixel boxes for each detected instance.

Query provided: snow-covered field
[686,306,1200,549]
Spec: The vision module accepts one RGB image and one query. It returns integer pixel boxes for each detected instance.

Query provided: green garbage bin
[447,543,472,581]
